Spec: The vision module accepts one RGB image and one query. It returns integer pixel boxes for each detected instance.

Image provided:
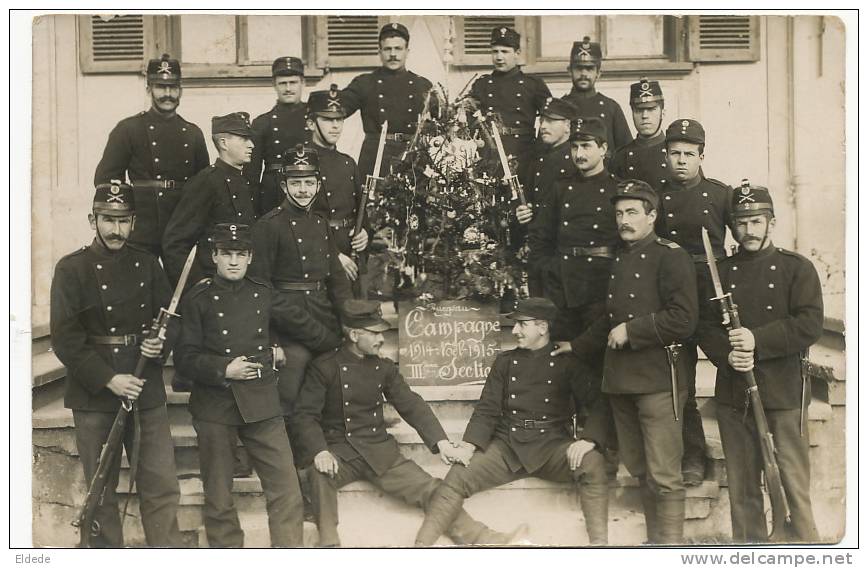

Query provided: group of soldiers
[50,22,825,548]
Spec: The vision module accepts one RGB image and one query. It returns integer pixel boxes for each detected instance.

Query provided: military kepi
[541,97,578,121]
[491,26,521,50]
[93,180,135,216]
[341,299,391,332]
[507,297,559,322]
[212,112,253,137]
[731,179,774,218]
[665,118,705,145]
[147,53,181,85]
[281,144,319,177]
[380,22,410,42]
[211,223,253,250]
[570,116,608,142]
[630,77,664,108]
[571,36,602,67]
[272,56,304,77]
[308,84,346,119]
[611,179,659,210]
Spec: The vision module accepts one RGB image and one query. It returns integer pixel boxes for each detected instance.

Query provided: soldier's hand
[107,374,145,400]
[515,204,534,225]
[607,323,629,350]
[728,349,755,372]
[140,336,164,359]
[566,440,596,471]
[436,440,461,465]
[225,356,264,381]
[314,450,340,478]
[450,441,476,467]
[551,341,573,357]
[350,228,369,252]
[338,252,359,281]
[728,328,755,352]
[273,346,286,368]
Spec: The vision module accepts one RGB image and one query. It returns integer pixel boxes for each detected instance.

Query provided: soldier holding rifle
[697,182,823,543]
[50,182,181,547]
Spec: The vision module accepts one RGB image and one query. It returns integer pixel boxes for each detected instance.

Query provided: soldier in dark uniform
[528,116,620,344]
[175,223,339,547]
[50,182,181,547]
[556,180,699,544]
[293,300,521,547]
[306,85,369,295]
[94,54,210,259]
[610,78,669,192]
[561,38,631,157]
[341,23,433,178]
[249,146,354,419]
[658,119,733,486]
[416,298,611,546]
[163,113,259,289]
[247,57,311,216]
[697,183,823,543]
[469,26,552,181]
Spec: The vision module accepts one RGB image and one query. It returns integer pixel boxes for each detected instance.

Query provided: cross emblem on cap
[624,182,634,192]
[158,61,171,74]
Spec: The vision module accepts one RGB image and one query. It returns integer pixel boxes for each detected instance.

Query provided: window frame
[78,14,170,74]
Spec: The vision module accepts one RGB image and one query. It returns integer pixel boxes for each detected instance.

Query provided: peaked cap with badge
[731,179,774,218]
[308,84,346,119]
[211,222,254,251]
[570,36,602,67]
[281,144,320,177]
[272,56,304,77]
[630,77,664,108]
[611,178,659,210]
[93,180,136,216]
[491,26,521,50]
[379,22,410,43]
[147,53,182,85]
[665,118,705,145]
[212,112,253,138]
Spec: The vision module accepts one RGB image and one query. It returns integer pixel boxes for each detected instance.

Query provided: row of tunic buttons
[731,264,777,310]
[509,358,555,432]
[341,364,381,436]
[149,124,192,194]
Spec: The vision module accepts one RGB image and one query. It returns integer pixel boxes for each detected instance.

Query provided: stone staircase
[31,316,847,547]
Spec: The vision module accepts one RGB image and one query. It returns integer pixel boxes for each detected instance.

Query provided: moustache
[618,225,634,233]
[158,97,178,103]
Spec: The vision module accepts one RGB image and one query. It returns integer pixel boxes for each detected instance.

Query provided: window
[78,14,169,73]
[313,15,391,69]
[452,16,530,66]
[687,15,760,62]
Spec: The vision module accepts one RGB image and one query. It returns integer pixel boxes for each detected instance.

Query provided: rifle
[352,121,388,265]
[701,227,791,540]
[73,245,197,547]
[489,122,527,207]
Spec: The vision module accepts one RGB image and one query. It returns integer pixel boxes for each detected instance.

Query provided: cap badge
[640,82,650,91]
[575,118,583,129]
[158,61,171,74]
[391,23,398,30]
[681,120,690,127]
[500,27,507,35]
[109,184,120,195]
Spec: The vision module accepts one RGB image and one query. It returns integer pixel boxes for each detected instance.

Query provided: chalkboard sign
[398,300,502,386]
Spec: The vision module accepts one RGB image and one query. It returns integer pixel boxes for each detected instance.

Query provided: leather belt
[509,417,570,430]
[499,126,534,136]
[560,246,615,259]
[266,163,284,172]
[87,334,141,346]
[366,132,413,143]
[131,179,184,190]
[328,217,355,230]
[274,280,326,291]
[691,253,721,263]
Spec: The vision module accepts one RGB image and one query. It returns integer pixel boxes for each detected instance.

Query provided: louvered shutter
[453,16,527,66]
[314,15,389,69]
[79,14,157,73]
[688,15,760,62]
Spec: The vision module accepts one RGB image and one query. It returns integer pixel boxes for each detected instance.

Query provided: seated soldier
[292,299,525,547]
[175,223,341,547]
[415,298,610,546]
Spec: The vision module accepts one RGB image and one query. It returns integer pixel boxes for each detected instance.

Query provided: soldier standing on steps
[175,223,340,547]
[658,119,733,487]
[561,37,632,159]
[555,181,698,544]
[246,57,311,216]
[697,183,823,543]
[416,298,610,546]
[292,300,523,547]
[50,182,181,547]
[610,78,670,193]
[94,54,210,261]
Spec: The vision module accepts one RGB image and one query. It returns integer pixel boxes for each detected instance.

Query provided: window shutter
[688,15,760,62]
[453,16,527,66]
[315,15,388,69]
[79,14,153,73]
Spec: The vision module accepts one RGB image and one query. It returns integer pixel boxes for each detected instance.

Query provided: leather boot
[475,523,531,545]
[640,480,660,544]
[579,483,609,545]
[656,492,686,544]
[415,484,465,546]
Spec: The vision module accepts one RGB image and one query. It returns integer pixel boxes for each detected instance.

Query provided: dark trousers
[609,390,686,495]
[73,406,181,547]
[308,454,492,546]
[416,438,608,544]
[193,417,304,547]
[276,340,313,417]
[681,342,708,471]
[717,404,819,543]
[258,170,285,217]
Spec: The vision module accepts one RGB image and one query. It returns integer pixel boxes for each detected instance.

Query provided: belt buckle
[393,132,406,142]
[523,419,535,429]
[164,180,176,190]
[123,334,138,346]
